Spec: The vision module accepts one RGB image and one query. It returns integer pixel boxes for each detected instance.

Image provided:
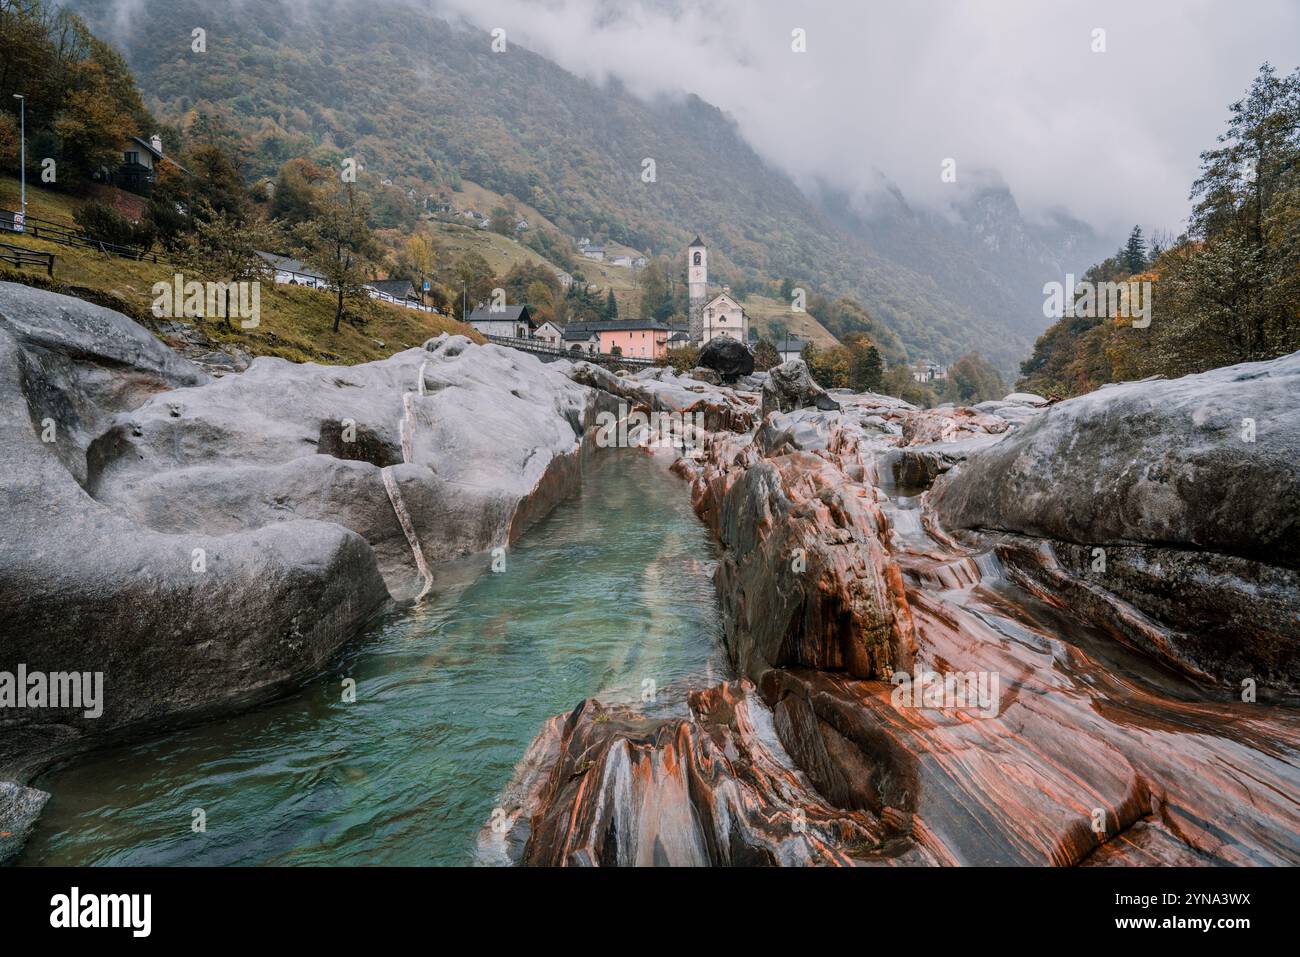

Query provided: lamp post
[12,94,26,226]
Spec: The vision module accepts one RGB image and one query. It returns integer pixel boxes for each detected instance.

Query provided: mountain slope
[78,0,1110,372]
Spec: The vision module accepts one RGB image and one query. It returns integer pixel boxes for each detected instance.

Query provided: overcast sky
[430,0,1299,236]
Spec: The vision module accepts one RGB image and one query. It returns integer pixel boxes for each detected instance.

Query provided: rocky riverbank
[3,281,1297,867]
[490,351,1300,866]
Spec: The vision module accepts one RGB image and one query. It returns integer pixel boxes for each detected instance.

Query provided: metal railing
[485,334,658,367]
[0,210,170,264]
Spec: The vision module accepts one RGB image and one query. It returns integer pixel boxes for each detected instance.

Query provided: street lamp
[12,94,25,224]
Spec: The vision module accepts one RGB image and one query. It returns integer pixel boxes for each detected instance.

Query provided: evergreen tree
[604,288,618,320]
[1122,225,1147,274]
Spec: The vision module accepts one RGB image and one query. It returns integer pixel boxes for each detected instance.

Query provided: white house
[561,323,601,355]
[256,251,330,290]
[367,279,435,313]
[466,304,537,339]
[912,359,948,382]
[610,254,633,268]
[699,289,750,346]
[580,244,605,261]
[534,320,564,347]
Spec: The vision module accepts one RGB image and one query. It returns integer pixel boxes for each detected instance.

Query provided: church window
[693,252,701,266]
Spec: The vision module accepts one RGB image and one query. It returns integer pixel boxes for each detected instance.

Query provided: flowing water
[20,452,725,866]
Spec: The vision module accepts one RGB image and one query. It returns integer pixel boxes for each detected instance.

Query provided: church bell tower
[687,236,707,341]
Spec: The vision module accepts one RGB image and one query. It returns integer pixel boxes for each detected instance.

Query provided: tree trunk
[333,287,343,333]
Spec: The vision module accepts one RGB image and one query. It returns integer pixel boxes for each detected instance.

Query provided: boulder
[697,335,754,382]
[932,351,1300,693]
[0,781,49,865]
[88,334,595,598]
[0,285,603,777]
[0,284,392,774]
[479,682,887,866]
[760,359,841,418]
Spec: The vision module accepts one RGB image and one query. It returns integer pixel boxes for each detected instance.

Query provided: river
[19,452,725,865]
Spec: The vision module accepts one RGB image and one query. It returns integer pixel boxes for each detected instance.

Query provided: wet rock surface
[507,353,1300,866]
[0,782,49,865]
[932,352,1300,694]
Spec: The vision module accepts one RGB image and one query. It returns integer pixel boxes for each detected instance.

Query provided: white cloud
[430,0,1300,235]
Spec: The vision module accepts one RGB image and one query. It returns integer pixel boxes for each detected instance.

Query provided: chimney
[149,133,163,155]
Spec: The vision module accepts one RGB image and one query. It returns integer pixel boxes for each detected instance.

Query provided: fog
[430,0,1300,235]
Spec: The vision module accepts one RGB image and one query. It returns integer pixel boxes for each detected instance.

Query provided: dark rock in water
[761,359,840,417]
[0,781,50,864]
[698,335,754,382]
[932,351,1300,694]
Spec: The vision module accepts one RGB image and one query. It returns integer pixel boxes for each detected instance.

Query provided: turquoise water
[20,453,725,866]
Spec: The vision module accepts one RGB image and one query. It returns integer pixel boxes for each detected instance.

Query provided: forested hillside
[1019,64,1300,397]
[73,0,1108,373]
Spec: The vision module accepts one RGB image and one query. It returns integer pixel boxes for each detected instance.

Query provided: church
[687,236,750,346]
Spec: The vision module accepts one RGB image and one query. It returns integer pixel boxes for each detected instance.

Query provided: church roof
[689,235,705,247]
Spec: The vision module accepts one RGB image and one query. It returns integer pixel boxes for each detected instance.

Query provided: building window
[693,252,701,266]
[124,151,138,164]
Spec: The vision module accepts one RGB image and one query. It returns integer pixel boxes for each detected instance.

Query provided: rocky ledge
[0,283,613,783]
[502,353,1300,866]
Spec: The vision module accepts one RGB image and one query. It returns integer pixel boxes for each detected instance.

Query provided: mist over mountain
[74,0,1118,371]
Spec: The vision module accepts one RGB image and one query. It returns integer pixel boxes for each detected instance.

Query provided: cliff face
[499,357,1300,866]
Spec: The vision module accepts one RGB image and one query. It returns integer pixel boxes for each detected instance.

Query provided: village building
[562,324,601,355]
[367,279,433,312]
[912,359,948,382]
[534,320,565,347]
[554,270,574,290]
[560,321,670,359]
[666,329,692,351]
[102,134,188,196]
[776,335,812,363]
[687,235,707,340]
[699,289,750,346]
[466,304,537,339]
[580,244,605,261]
[256,251,330,290]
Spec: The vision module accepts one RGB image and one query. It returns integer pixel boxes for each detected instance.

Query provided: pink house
[596,322,671,360]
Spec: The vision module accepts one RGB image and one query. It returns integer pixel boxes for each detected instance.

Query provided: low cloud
[431,0,1300,235]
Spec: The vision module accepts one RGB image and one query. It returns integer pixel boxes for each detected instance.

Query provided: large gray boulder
[0,284,603,779]
[932,352,1300,693]
[0,283,391,775]
[760,359,841,418]
[87,334,595,598]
